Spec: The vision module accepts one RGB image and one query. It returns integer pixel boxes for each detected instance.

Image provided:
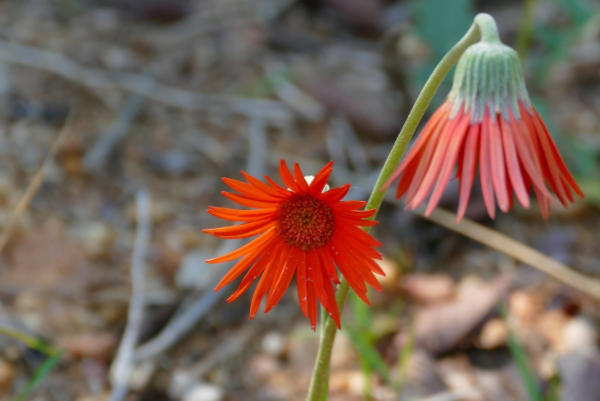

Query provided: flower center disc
[276,194,335,251]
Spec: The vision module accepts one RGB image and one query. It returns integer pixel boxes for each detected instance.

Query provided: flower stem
[306,13,500,401]
[475,13,501,44]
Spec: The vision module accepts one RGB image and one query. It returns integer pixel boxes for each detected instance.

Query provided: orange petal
[207,206,277,222]
[293,162,310,192]
[279,160,302,193]
[203,219,273,239]
[240,171,288,198]
[206,228,276,264]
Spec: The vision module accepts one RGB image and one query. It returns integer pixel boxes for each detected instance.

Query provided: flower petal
[457,124,480,222]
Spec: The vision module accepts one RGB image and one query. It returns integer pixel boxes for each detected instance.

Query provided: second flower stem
[306,13,500,401]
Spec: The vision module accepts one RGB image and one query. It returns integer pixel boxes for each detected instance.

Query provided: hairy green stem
[306,13,501,401]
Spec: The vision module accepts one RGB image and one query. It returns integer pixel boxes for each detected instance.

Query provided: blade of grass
[344,324,390,385]
[546,374,561,401]
[0,326,57,355]
[12,351,63,401]
[359,353,373,401]
[351,290,376,400]
[395,318,416,394]
[500,305,543,401]
[0,326,64,401]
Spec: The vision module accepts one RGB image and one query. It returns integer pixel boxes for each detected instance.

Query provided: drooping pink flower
[383,38,583,221]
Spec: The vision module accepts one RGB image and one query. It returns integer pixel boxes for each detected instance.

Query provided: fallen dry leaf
[399,273,455,305]
[405,277,508,355]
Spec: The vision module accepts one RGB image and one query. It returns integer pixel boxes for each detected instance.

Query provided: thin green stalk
[306,13,500,401]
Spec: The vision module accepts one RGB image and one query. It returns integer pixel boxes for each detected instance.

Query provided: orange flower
[203,160,383,330]
[383,40,583,222]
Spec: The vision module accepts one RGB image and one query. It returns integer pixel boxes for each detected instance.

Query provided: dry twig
[415,207,600,300]
[83,94,146,173]
[0,41,293,120]
[0,113,74,256]
[133,284,224,361]
[109,190,152,401]
[181,326,257,380]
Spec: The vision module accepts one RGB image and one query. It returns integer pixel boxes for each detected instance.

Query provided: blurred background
[0,0,599,400]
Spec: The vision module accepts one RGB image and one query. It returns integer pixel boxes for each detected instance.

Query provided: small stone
[478,318,507,349]
[375,257,400,291]
[509,290,544,325]
[261,332,286,357]
[182,383,224,401]
[563,317,598,355]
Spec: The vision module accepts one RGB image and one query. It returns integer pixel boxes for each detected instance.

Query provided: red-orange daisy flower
[203,160,384,330]
[382,39,583,222]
